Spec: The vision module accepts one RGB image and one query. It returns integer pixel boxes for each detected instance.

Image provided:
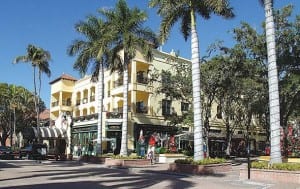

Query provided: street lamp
[12,105,16,147]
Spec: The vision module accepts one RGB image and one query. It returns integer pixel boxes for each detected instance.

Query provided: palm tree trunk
[96,63,104,155]
[33,66,40,143]
[191,10,204,160]
[120,61,129,156]
[264,0,282,163]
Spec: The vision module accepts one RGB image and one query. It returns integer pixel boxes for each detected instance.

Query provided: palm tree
[259,0,282,163]
[149,0,234,160]
[100,0,159,156]
[68,15,113,155]
[14,44,51,143]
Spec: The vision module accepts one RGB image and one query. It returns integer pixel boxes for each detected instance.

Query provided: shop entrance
[106,131,121,155]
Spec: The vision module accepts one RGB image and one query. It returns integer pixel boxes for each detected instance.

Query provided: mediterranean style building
[49,49,268,157]
[50,49,190,156]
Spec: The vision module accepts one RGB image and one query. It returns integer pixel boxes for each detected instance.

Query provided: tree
[13,44,51,143]
[68,15,113,155]
[259,0,282,163]
[99,0,159,156]
[149,0,234,160]
[0,83,41,146]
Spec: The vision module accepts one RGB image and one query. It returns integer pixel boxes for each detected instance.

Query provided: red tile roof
[49,73,77,84]
[39,109,50,120]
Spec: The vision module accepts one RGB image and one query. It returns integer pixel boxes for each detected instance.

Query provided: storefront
[22,126,67,158]
[72,125,97,155]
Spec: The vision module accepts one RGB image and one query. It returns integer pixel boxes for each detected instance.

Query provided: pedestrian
[77,144,82,157]
[147,132,157,164]
[88,142,94,156]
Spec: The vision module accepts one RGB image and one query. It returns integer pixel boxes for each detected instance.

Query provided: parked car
[0,146,14,159]
[19,144,47,160]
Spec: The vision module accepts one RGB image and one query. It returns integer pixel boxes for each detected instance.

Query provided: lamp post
[247,124,250,179]
[13,105,16,147]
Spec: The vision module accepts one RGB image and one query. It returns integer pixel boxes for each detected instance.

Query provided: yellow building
[50,49,190,155]
[50,48,267,157]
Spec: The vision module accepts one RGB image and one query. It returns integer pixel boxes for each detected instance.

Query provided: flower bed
[169,162,232,175]
[105,158,151,167]
[239,168,300,184]
[240,161,300,184]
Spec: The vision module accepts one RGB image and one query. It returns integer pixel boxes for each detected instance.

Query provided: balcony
[136,106,148,114]
[137,74,148,84]
[106,112,122,119]
[62,99,71,106]
[51,101,59,107]
[73,113,98,122]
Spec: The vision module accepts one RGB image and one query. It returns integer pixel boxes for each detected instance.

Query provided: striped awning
[32,127,67,139]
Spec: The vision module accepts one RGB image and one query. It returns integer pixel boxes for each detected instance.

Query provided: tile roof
[39,109,50,120]
[49,73,77,84]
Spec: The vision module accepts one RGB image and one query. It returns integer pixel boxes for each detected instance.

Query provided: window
[217,105,222,119]
[161,71,171,88]
[181,102,189,112]
[162,99,171,116]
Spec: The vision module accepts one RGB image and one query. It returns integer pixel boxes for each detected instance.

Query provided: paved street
[0,160,299,189]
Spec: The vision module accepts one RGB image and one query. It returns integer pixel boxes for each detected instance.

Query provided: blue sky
[0,0,299,108]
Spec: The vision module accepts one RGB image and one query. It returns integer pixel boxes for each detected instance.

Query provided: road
[0,160,299,189]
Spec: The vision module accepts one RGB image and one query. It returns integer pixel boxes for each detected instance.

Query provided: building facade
[49,49,268,157]
[50,49,190,156]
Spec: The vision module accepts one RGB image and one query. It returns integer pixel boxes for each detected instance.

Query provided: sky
[1,0,299,108]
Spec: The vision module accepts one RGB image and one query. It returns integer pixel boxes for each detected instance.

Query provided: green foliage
[251,161,300,171]
[0,83,43,145]
[111,155,145,159]
[182,149,193,157]
[157,147,168,154]
[175,158,226,165]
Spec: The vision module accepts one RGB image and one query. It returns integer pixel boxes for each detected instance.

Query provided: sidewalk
[125,162,300,189]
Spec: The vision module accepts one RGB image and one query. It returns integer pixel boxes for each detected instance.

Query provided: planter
[105,158,151,167]
[155,153,186,163]
[240,168,300,184]
[169,163,232,175]
[80,155,107,163]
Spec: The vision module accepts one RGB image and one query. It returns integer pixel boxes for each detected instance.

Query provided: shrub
[182,149,193,156]
[251,161,300,171]
[175,158,226,165]
[111,155,145,159]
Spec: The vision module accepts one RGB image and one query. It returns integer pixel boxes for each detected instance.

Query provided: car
[19,144,47,160]
[0,146,14,159]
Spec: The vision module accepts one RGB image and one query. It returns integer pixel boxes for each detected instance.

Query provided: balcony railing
[73,113,98,122]
[62,99,71,106]
[106,112,122,119]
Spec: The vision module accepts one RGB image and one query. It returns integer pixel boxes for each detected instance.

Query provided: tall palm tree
[259,0,282,163]
[100,0,159,156]
[68,15,113,155]
[14,44,51,143]
[149,0,234,160]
